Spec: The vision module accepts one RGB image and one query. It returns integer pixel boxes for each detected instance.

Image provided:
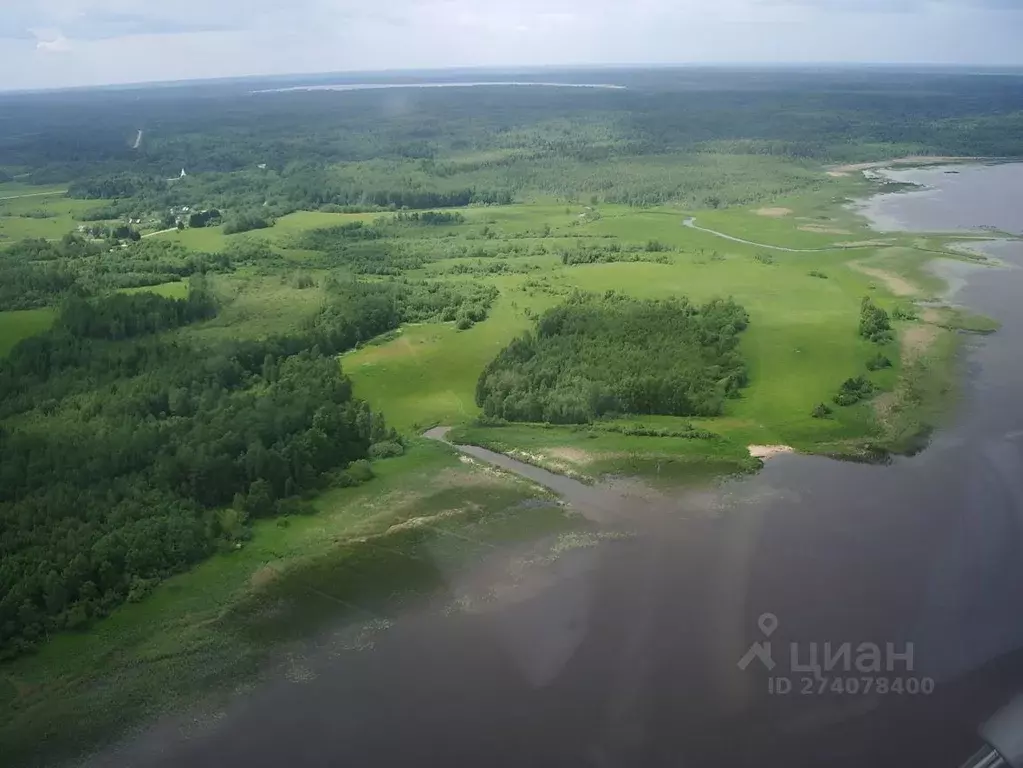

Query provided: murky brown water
[82,167,1023,768]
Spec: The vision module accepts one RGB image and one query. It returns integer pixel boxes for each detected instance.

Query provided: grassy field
[180,271,329,342]
[120,281,191,298]
[691,187,886,250]
[150,210,383,253]
[338,181,963,461]
[343,290,542,431]
[0,183,68,199]
[0,194,97,243]
[0,440,584,767]
[0,308,56,356]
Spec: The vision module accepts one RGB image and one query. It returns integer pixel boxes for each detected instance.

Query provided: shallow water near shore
[83,166,1023,768]
[856,163,1023,235]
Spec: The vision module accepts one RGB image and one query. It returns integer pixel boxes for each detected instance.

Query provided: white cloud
[0,0,1021,89]
[32,28,72,53]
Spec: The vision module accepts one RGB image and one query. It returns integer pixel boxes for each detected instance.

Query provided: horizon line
[4,61,1023,96]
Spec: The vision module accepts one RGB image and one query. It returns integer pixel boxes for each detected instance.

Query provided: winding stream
[85,165,1023,768]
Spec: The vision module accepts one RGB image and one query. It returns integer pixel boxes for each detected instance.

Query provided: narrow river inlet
[85,164,1023,768]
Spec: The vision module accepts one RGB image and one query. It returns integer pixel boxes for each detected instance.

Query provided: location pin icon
[758,613,779,637]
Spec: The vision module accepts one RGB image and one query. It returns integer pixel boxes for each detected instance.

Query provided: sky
[0,0,1021,90]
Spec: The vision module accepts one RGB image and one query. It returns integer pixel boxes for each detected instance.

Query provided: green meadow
[337,183,960,463]
[150,210,384,253]
[0,308,55,357]
[0,194,97,244]
[0,183,68,199]
[120,281,190,298]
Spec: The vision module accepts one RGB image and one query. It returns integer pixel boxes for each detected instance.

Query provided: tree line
[56,278,217,340]
[560,242,672,266]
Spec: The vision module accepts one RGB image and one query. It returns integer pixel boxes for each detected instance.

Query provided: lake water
[86,166,1023,768]
[253,82,627,94]
[856,163,1023,236]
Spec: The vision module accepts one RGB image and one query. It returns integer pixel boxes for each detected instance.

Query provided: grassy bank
[448,422,759,485]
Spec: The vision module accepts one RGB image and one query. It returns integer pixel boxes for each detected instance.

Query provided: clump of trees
[392,211,466,225]
[860,297,893,343]
[833,375,876,406]
[295,222,437,275]
[297,221,384,248]
[222,212,272,235]
[188,209,221,228]
[811,402,834,419]
[78,201,138,221]
[866,353,893,371]
[2,234,99,263]
[440,260,538,276]
[111,224,141,242]
[0,235,100,310]
[560,243,671,266]
[592,422,717,439]
[476,292,749,423]
[366,189,505,209]
[68,173,160,200]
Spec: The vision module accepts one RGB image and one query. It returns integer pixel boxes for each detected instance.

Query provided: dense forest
[476,293,749,423]
[0,272,499,658]
[3,69,1023,217]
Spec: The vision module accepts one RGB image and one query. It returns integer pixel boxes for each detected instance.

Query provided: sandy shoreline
[748,444,795,460]
[826,155,984,177]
